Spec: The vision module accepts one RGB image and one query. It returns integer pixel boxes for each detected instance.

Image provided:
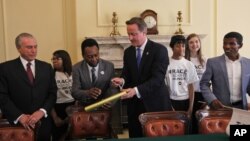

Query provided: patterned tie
[136,48,142,68]
[26,62,34,85]
[91,67,96,84]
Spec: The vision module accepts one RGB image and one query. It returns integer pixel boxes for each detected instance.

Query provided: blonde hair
[185,33,205,67]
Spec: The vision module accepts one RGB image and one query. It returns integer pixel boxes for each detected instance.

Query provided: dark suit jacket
[122,39,172,112]
[0,58,57,123]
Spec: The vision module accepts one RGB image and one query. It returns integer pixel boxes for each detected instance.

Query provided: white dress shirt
[225,55,242,103]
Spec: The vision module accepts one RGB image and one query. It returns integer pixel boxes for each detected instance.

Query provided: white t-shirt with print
[55,71,74,103]
[190,57,206,92]
[166,58,199,100]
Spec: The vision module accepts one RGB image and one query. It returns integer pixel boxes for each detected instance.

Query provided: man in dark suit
[111,17,172,138]
[0,33,57,141]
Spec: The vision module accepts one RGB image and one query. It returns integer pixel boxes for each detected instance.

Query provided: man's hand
[28,110,44,129]
[121,88,136,99]
[210,99,224,110]
[111,77,123,88]
[101,102,112,110]
[19,114,31,130]
[88,87,102,99]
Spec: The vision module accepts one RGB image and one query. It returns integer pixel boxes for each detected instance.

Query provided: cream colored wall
[0,0,5,62]
[75,0,250,60]
[1,0,250,63]
[0,0,77,63]
[216,0,250,57]
[76,0,212,59]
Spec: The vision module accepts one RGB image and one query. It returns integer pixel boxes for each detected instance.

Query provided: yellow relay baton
[84,91,126,112]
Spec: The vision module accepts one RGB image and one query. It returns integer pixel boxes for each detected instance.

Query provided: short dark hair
[224,32,243,46]
[53,50,72,76]
[125,17,147,32]
[169,35,186,48]
[15,33,34,48]
[81,38,99,56]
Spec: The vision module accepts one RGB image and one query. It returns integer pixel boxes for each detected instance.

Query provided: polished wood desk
[106,134,228,141]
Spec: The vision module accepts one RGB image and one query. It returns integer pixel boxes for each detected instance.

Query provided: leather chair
[66,105,116,139]
[0,119,39,141]
[196,109,232,134]
[139,111,189,137]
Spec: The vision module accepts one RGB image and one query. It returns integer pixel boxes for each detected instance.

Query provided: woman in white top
[185,33,207,134]
[51,50,75,141]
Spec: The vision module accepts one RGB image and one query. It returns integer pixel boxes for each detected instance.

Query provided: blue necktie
[136,48,142,68]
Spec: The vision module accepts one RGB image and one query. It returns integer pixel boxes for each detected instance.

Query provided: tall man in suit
[0,33,57,141]
[111,17,172,138]
[200,31,250,110]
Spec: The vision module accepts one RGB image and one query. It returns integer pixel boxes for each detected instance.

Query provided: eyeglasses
[51,57,62,61]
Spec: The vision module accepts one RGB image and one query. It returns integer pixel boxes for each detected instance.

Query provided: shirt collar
[224,54,241,62]
[87,63,99,71]
[136,38,148,51]
[20,56,35,66]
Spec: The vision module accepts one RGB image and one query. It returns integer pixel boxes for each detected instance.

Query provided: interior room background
[0,0,250,64]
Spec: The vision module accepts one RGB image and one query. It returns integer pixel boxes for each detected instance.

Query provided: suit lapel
[130,47,138,71]
[219,55,230,90]
[82,61,92,87]
[96,60,104,85]
[34,60,39,85]
[15,58,32,85]
[240,58,248,109]
[139,40,150,72]
[241,59,246,86]
[240,58,248,86]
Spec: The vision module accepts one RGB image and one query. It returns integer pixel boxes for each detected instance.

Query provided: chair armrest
[0,119,40,141]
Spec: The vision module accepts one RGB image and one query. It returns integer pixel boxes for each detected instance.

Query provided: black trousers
[170,99,189,111]
[127,99,146,138]
[231,100,243,109]
[52,101,75,141]
[171,93,204,134]
[191,92,204,134]
[37,117,52,141]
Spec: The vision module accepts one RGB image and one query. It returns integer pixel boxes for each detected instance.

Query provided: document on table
[226,108,250,136]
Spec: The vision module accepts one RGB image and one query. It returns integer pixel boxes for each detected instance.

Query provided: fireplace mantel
[87,34,206,68]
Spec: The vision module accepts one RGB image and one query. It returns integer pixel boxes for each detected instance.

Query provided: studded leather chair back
[0,119,39,141]
[67,110,112,139]
[196,109,232,134]
[139,111,189,137]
